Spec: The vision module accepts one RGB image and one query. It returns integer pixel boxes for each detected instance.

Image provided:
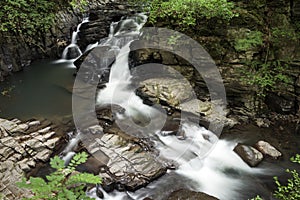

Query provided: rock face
[0,0,129,81]
[255,140,282,159]
[0,118,63,199]
[167,189,219,200]
[234,143,264,167]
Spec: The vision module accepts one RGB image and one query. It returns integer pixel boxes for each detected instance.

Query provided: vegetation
[131,0,237,30]
[249,195,263,200]
[17,152,101,200]
[234,30,263,52]
[0,0,87,50]
[274,154,300,200]
[241,60,292,97]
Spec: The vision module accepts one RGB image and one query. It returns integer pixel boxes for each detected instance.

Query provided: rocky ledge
[68,104,171,193]
[0,118,64,199]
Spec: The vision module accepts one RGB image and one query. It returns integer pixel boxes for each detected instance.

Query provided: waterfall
[62,17,89,60]
[67,13,273,200]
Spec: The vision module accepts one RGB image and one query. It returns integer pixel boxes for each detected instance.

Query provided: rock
[34,149,52,162]
[101,176,115,193]
[138,77,194,107]
[96,184,104,198]
[38,126,51,134]
[255,118,271,128]
[28,120,40,127]
[44,137,60,149]
[167,189,219,200]
[234,143,264,167]
[18,123,29,131]
[82,126,167,191]
[255,141,282,159]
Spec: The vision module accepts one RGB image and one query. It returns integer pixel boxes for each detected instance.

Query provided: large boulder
[77,104,168,192]
[255,140,282,159]
[234,143,264,167]
[82,130,167,191]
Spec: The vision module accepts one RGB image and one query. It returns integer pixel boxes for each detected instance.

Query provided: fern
[17,152,101,200]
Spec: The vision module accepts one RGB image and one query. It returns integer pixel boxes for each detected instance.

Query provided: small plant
[240,60,292,98]
[234,30,263,52]
[17,152,101,200]
[274,154,300,200]
[249,195,263,200]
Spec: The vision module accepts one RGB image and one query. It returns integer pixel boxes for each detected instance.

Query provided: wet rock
[101,177,115,193]
[234,143,264,167]
[138,78,194,108]
[255,141,282,159]
[82,126,167,191]
[96,184,104,198]
[167,189,219,200]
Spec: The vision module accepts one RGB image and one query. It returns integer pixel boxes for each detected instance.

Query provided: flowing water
[1,12,300,200]
[62,17,89,60]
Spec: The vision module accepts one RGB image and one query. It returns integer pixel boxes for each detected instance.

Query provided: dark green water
[0,60,75,120]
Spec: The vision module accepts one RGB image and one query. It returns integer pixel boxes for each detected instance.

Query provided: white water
[89,13,264,199]
[61,17,89,60]
[61,13,271,200]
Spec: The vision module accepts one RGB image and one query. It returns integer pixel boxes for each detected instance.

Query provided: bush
[17,152,101,200]
[241,60,292,98]
[132,0,237,30]
[234,30,263,52]
[274,154,300,200]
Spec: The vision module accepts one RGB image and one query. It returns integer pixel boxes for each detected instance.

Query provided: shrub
[241,60,292,98]
[234,30,263,52]
[274,154,300,200]
[17,152,101,200]
[131,0,237,30]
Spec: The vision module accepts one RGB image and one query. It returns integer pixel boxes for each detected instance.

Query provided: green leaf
[50,156,65,170]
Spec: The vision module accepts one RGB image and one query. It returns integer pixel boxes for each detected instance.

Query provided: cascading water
[62,17,89,60]
[66,13,280,200]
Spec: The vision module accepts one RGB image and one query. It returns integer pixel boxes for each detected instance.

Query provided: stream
[1,13,300,200]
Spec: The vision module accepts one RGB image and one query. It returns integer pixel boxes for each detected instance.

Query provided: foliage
[271,27,298,42]
[274,154,300,200]
[234,30,263,52]
[0,0,88,49]
[249,195,263,200]
[17,152,101,200]
[0,0,57,34]
[131,0,237,30]
[241,60,292,97]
